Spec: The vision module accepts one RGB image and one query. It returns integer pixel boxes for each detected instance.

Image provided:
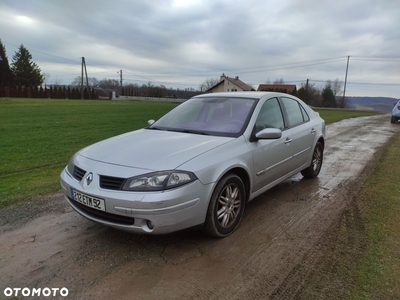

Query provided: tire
[391,116,396,123]
[203,174,246,238]
[301,142,323,178]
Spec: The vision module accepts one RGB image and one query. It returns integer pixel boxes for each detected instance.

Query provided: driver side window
[255,98,284,132]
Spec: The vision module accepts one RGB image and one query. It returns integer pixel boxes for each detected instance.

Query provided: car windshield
[149,97,256,137]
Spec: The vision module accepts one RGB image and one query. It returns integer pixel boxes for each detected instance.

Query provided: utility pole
[305,78,309,104]
[343,56,350,103]
[81,57,84,99]
[80,57,91,100]
[117,70,123,86]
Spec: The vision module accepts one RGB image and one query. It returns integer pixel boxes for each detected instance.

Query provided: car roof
[194,91,292,100]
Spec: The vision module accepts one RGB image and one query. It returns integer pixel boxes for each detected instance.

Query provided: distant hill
[345,96,399,112]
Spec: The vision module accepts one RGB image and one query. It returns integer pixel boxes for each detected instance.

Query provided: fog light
[147,220,154,230]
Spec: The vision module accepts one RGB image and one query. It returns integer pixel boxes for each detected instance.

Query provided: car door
[250,97,294,192]
[280,97,315,169]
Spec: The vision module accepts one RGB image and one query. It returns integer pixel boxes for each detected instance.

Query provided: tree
[273,78,285,84]
[0,39,13,85]
[337,96,348,108]
[52,76,63,87]
[42,72,51,85]
[330,78,343,97]
[199,78,219,92]
[70,76,99,87]
[296,86,307,102]
[298,81,321,106]
[98,78,120,89]
[11,44,43,86]
[326,78,347,108]
[321,83,337,108]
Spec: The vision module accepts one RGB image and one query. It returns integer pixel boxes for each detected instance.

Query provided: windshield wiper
[167,129,209,135]
[147,126,164,130]
[182,130,209,135]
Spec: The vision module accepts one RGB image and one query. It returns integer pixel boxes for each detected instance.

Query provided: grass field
[348,131,400,299]
[315,108,384,124]
[0,98,383,208]
[0,98,177,208]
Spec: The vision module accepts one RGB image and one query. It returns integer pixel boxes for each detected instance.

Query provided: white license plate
[71,189,105,211]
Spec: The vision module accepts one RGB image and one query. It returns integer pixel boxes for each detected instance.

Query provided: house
[206,74,252,93]
[257,84,297,94]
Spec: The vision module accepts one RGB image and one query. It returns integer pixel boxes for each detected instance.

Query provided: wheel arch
[222,167,251,203]
[317,136,325,151]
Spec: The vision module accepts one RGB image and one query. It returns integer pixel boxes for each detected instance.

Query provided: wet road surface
[0,114,398,299]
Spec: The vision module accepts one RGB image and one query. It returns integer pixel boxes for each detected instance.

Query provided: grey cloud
[0,0,399,96]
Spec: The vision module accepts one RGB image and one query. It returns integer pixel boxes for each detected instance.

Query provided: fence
[0,85,99,99]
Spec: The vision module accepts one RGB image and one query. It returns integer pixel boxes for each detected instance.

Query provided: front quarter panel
[178,136,254,188]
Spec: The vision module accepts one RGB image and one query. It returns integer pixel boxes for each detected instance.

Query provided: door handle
[284,137,292,144]
[311,128,316,134]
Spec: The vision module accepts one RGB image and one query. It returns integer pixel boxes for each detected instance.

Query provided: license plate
[71,189,105,211]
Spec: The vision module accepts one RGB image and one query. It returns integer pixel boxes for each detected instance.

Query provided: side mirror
[147,119,155,126]
[255,128,282,140]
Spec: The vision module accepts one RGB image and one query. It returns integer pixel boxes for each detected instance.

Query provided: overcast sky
[1,0,399,97]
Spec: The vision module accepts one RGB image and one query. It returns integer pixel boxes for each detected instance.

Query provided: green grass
[0,98,177,208]
[315,108,383,124]
[348,131,400,299]
[0,99,384,208]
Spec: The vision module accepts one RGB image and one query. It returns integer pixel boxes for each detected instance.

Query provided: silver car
[60,92,325,237]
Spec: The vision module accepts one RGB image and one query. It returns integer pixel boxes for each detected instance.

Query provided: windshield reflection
[149,97,256,137]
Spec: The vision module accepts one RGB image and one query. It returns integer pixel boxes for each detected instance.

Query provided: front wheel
[203,174,246,238]
[301,142,323,178]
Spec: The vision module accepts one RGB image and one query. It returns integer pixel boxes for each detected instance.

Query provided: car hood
[78,129,233,171]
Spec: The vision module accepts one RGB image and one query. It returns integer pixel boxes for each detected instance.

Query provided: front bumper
[60,167,213,234]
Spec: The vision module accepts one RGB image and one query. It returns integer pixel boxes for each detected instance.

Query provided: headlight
[67,154,76,175]
[122,171,197,191]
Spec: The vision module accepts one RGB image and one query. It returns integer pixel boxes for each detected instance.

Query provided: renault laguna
[60,92,325,237]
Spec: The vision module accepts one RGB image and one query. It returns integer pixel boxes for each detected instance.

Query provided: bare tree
[42,72,50,85]
[98,78,120,89]
[70,76,98,87]
[52,76,63,87]
[327,78,347,108]
[327,78,343,97]
[273,78,285,84]
[199,78,220,92]
[336,96,349,108]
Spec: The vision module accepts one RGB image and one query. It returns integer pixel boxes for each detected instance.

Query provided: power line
[3,40,397,91]
[308,79,400,86]
[352,55,400,60]
[222,56,347,73]
[2,40,81,64]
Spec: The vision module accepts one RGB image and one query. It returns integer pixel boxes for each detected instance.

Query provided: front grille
[100,175,126,190]
[73,166,86,181]
[68,196,135,226]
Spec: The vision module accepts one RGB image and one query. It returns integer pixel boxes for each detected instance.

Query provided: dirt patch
[0,114,398,300]
[0,193,69,233]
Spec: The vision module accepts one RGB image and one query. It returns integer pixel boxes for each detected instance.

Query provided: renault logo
[86,173,93,186]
